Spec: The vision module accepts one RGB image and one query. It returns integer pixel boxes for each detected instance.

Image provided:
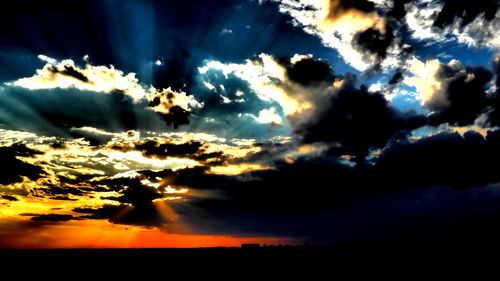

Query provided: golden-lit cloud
[147,88,203,115]
[0,129,56,146]
[320,0,385,34]
[270,0,388,70]
[201,142,262,159]
[8,55,152,102]
[298,144,316,154]
[1,128,211,178]
[282,143,328,162]
[404,58,444,104]
[208,163,272,175]
[450,126,490,137]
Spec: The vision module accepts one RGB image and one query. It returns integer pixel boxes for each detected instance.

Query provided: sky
[0,0,499,249]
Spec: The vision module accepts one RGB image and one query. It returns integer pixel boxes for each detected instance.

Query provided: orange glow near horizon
[0,219,294,249]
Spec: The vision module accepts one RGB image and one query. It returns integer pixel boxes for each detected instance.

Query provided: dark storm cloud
[105,182,163,206]
[153,160,356,216]
[388,70,404,85]
[169,186,500,244]
[295,81,425,161]
[153,129,500,239]
[69,175,173,227]
[375,130,500,191]
[29,129,500,239]
[351,0,420,70]
[282,55,495,160]
[135,140,202,158]
[386,0,413,21]
[488,57,500,126]
[285,55,499,163]
[354,25,395,62]
[493,56,500,89]
[42,175,173,227]
[73,205,119,220]
[284,57,335,86]
[156,106,191,129]
[433,0,498,29]
[1,195,19,201]
[74,204,170,227]
[0,144,45,185]
[427,64,493,126]
[169,130,500,215]
[340,0,375,12]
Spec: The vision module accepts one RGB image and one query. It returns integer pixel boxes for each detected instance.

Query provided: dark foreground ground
[2,242,500,276]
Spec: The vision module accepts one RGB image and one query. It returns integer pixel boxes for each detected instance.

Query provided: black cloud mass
[285,58,335,86]
[428,64,493,126]
[433,0,498,28]
[0,144,45,185]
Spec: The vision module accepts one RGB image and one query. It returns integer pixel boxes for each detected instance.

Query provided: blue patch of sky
[0,51,46,83]
[413,40,495,67]
[364,74,425,114]
[390,86,426,114]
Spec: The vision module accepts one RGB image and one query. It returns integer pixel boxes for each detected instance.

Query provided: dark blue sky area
[0,0,343,89]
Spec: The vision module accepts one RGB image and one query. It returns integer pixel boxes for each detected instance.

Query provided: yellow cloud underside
[404,58,443,104]
[208,164,271,175]
[319,0,385,34]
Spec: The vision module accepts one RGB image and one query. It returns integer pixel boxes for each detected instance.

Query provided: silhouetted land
[3,240,500,275]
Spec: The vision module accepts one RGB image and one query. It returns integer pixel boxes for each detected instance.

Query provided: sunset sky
[1,0,499,248]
